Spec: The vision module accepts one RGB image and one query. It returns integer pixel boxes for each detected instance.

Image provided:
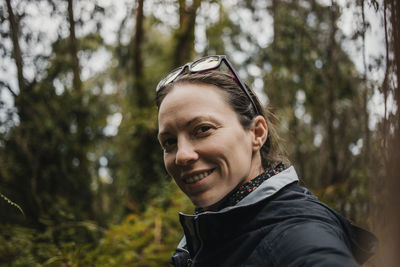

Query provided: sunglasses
[156,55,260,115]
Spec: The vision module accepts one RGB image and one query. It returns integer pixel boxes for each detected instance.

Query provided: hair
[156,71,289,171]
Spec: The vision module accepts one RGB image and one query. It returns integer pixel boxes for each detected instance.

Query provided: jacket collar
[220,166,298,212]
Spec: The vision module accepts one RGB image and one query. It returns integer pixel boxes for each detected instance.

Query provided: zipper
[190,215,204,266]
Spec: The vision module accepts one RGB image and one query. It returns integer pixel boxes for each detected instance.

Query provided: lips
[182,169,214,184]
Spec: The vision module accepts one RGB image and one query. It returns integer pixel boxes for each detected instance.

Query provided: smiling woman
[158,83,264,208]
[156,55,377,267]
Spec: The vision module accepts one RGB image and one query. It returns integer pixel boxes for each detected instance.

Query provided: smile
[183,169,214,184]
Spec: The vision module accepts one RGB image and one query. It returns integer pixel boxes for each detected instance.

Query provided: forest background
[0,0,399,266]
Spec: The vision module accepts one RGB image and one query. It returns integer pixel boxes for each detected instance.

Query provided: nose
[175,138,198,166]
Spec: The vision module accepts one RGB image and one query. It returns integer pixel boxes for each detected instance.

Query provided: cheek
[163,154,175,175]
[224,136,253,168]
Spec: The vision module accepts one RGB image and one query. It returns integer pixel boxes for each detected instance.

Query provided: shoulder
[246,218,359,267]
[245,182,375,267]
[259,182,343,226]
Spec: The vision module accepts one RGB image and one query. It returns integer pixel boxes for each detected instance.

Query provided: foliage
[0,184,191,266]
[0,222,101,266]
[82,184,192,266]
[260,1,372,223]
[0,191,24,218]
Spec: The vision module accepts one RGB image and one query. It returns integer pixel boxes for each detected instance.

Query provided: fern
[0,192,25,218]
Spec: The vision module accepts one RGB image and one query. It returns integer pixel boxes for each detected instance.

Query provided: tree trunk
[385,1,400,266]
[271,0,279,49]
[326,1,339,184]
[382,1,390,153]
[360,0,370,161]
[130,0,148,107]
[5,0,25,93]
[67,0,82,93]
[5,0,43,221]
[174,0,202,66]
[67,0,92,219]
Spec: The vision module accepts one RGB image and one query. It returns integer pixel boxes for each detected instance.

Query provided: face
[158,83,263,208]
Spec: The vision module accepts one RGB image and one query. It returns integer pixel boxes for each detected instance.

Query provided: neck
[245,152,264,183]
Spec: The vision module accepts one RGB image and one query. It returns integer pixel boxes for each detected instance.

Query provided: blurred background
[0,0,399,266]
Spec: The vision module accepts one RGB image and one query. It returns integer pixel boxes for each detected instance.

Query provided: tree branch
[0,81,18,97]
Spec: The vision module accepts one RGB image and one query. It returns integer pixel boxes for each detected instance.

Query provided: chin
[191,195,224,210]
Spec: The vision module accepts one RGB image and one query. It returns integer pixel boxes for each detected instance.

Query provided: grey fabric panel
[221,166,298,211]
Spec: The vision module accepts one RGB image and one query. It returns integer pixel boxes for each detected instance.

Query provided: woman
[156,55,376,267]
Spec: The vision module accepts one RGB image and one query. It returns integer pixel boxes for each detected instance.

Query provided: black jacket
[170,167,377,267]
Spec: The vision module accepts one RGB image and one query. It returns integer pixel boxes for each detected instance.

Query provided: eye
[194,125,213,136]
[161,138,176,151]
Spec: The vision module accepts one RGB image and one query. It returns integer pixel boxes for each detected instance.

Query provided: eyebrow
[158,115,216,139]
[184,116,213,127]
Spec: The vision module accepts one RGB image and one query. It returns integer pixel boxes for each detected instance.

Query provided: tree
[372,0,400,266]
[174,0,202,65]
[5,0,25,93]
[253,0,370,223]
[0,0,108,228]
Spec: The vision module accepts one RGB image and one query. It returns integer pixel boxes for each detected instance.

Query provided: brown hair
[156,71,289,171]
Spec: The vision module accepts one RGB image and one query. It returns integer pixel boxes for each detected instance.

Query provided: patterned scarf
[195,163,286,214]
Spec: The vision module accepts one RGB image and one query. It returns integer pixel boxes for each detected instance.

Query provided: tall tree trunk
[385,1,400,266]
[130,0,148,107]
[67,0,92,218]
[174,0,202,66]
[5,0,43,221]
[271,0,279,50]
[5,0,25,93]
[374,1,400,266]
[326,1,339,184]
[67,0,84,140]
[360,0,370,161]
[390,1,400,107]
[382,1,390,153]
[67,0,82,93]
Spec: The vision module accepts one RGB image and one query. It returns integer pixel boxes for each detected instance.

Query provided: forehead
[158,83,235,131]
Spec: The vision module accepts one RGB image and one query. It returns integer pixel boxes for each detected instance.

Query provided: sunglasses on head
[156,55,260,115]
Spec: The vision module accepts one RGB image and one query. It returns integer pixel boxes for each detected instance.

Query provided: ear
[250,116,268,152]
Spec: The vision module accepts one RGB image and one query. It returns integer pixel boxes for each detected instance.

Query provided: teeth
[184,170,213,184]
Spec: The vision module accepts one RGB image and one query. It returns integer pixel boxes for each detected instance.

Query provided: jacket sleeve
[253,221,361,267]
